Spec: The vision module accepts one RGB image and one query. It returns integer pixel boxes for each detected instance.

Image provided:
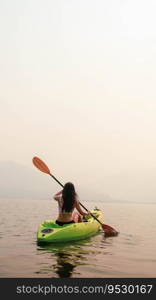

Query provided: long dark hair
[62,182,77,212]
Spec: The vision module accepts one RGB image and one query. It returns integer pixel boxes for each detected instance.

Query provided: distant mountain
[0,161,115,202]
[0,161,55,200]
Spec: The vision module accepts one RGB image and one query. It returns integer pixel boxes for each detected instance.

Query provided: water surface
[0,199,156,277]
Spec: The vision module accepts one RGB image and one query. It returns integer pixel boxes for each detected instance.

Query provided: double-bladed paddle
[32,156,118,237]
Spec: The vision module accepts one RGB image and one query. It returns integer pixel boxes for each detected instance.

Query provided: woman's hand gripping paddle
[32,156,118,237]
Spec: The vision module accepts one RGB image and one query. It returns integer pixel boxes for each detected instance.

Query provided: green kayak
[37,209,104,243]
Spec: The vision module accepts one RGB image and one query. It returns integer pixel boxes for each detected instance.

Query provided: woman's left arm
[53,190,62,201]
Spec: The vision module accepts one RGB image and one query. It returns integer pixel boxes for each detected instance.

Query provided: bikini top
[58,197,78,215]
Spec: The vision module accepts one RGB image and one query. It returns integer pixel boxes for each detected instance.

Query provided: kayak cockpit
[37,209,104,243]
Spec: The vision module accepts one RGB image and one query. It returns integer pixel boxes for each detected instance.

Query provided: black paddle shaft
[50,174,64,188]
[50,173,103,226]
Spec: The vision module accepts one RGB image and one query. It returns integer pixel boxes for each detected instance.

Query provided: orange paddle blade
[102,224,118,237]
[32,157,51,174]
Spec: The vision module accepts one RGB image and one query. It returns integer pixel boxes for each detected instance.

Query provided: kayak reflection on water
[37,240,92,278]
[53,251,78,278]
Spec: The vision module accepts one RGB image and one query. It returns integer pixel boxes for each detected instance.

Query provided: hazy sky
[1,0,156,202]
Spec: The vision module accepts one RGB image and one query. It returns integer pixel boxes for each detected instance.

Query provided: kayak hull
[37,209,104,243]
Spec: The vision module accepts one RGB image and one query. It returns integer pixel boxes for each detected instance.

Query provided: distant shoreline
[0,198,155,205]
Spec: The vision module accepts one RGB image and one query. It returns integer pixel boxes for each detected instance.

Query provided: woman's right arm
[53,190,62,201]
[75,199,89,216]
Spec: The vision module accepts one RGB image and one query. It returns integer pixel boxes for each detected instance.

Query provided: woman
[53,182,89,226]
